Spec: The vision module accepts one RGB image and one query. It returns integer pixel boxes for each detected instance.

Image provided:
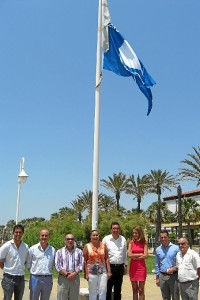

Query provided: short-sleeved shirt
[102,234,128,265]
[27,243,55,275]
[0,239,29,275]
[55,246,83,273]
[176,248,200,282]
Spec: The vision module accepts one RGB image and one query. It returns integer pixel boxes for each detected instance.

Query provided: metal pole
[16,182,21,224]
[177,185,182,239]
[92,0,102,230]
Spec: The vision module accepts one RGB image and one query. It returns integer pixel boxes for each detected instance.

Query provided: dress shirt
[0,239,29,275]
[27,243,55,275]
[55,246,83,273]
[176,248,200,282]
[155,242,179,276]
[102,234,128,265]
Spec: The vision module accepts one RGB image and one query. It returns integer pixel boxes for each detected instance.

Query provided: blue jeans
[1,274,25,300]
[29,275,53,300]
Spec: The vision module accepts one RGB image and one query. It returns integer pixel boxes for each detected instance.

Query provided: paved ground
[0,270,199,299]
[0,269,162,300]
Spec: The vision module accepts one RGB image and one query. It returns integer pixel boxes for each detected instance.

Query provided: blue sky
[0,0,199,225]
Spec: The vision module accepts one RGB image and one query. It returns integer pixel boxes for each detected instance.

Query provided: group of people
[155,229,200,300]
[0,223,200,300]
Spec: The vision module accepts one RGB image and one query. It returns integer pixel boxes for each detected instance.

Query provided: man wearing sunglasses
[176,237,200,300]
[55,233,83,300]
[27,229,55,300]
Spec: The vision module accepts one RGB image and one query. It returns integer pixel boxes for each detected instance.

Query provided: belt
[180,280,196,284]
[110,263,124,267]
[160,271,178,276]
[31,274,52,277]
[4,273,24,278]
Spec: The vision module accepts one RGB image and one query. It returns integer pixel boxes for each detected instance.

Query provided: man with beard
[27,229,55,300]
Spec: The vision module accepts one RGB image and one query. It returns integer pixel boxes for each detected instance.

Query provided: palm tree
[181,197,200,247]
[146,201,175,224]
[70,198,85,222]
[146,169,178,246]
[98,195,116,212]
[100,172,129,211]
[76,190,104,215]
[179,145,200,186]
[126,174,149,213]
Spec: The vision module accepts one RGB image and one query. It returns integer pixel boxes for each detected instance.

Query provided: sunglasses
[65,238,75,241]
[178,243,185,246]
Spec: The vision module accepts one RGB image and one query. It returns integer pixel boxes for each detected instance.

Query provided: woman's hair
[132,226,146,244]
[90,229,99,236]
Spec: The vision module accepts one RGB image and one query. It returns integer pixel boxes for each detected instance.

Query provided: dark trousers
[1,273,25,300]
[106,264,124,300]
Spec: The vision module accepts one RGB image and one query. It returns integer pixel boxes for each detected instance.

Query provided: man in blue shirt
[155,229,179,300]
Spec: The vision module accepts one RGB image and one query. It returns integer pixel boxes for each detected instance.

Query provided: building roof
[163,189,200,201]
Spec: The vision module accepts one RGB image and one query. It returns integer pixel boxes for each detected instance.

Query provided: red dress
[129,240,147,281]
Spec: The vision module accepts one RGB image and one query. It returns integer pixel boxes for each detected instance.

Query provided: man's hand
[123,266,127,275]
[67,272,77,281]
[156,278,160,286]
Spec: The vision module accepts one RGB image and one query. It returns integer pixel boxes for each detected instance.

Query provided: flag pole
[92,0,102,230]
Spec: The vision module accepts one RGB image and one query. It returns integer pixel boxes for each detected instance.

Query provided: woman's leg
[138,281,145,300]
[131,281,139,300]
[98,273,108,300]
[88,274,98,300]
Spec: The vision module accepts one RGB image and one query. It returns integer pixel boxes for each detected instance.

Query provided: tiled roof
[163,189,200,201]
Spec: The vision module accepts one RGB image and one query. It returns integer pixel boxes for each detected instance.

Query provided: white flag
[102,0,111,52]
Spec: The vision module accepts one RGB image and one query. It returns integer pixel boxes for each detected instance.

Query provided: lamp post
[16,157,28,224]
[177,185,182,239]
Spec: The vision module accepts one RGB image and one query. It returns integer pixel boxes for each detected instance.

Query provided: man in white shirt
[27,229,55,300]
[102,221,128,300]
[0,224,29,300]
[176,237,200,300]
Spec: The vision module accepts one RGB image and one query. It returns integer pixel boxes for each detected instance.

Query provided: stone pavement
[0,270,199,299]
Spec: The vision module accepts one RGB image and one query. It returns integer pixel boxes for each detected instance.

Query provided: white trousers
[88,273,108,300]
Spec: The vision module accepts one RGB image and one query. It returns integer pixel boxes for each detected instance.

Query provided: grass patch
[146,255,155,274]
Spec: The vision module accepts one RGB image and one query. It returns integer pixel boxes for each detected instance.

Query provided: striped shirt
[55,246,83,273]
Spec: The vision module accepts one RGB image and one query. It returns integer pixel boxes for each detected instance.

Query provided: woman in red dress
[128,226,148,300]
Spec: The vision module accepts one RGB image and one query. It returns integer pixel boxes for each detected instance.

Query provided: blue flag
[103,24,155,116]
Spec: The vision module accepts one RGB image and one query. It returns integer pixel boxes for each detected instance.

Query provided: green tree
[146,201,175,224]
[100,172,129,211]
[70,198,85,222]
[98,195,116,212]
[146,169,178,246]
[181,197,200,247]
[126,174,149,213]
[77,190,93,214]
[179,145,200,186]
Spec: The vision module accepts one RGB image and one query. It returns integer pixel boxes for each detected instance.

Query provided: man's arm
[197,267,200,279]
[0,261,4,269]
[155,250,160,286]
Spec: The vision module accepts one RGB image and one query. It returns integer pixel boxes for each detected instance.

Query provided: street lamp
[16,157,28,224]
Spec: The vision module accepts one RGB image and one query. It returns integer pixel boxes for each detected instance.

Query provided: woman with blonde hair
[128,226,148,300]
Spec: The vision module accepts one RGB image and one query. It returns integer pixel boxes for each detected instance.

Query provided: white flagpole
[92,0,102,230]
